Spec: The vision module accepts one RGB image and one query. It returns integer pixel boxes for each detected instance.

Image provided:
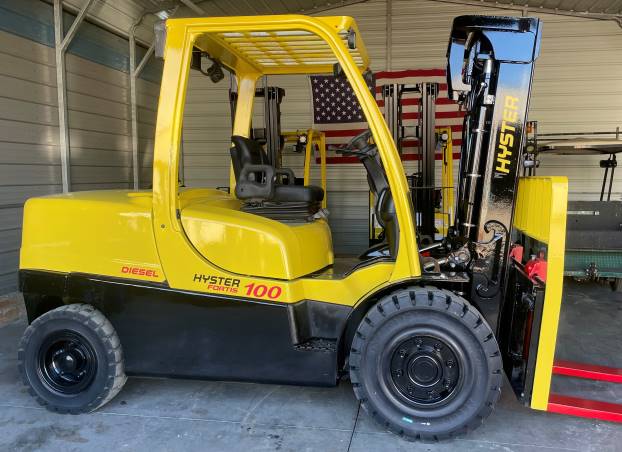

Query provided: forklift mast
[230,85,285,167]
[446,16,542,310]
[380,82,440,241]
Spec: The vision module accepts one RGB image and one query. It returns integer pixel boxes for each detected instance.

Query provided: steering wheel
[338,129,375,157]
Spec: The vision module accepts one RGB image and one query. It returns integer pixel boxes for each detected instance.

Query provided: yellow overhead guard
[161,15,369,75]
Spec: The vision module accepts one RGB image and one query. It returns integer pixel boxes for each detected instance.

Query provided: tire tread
[349,286,502,442]
[17,304,126,414]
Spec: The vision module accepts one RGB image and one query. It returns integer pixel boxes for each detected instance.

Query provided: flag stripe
[323,128,369,137]
[377,97,458,107]
[311,69,463,164]
[403,111,465,120]
[376,83,449,94]
[319,152,461,165]
[375,68,446,78]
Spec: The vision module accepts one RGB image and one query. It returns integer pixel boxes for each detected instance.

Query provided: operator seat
[359,153,399,260]
[376,187,398,258]
[230,135,324,221]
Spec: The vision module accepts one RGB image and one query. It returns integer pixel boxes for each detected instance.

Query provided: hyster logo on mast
[495,95,519,175]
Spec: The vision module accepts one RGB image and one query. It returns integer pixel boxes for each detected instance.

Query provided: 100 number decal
[245,283,282,299]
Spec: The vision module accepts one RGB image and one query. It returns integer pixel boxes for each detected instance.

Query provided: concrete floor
[0,280,620,451]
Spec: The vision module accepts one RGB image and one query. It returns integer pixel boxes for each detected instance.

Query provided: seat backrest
[377,188,399,258]
[230,135,270,180]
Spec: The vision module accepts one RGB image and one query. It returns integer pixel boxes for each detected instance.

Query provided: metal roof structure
[60,0,368,45]
[433,0,622,19]
[479,0,622,15]
[60,0,622,47]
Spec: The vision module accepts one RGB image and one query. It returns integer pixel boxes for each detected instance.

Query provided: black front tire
[349,286,502,441]
[18,304,126,413]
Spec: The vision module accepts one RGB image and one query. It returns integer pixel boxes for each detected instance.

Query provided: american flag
[311,69,464,163]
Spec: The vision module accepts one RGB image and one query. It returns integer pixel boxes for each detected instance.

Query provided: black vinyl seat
[230,135,324,221]
[274,184,324,203]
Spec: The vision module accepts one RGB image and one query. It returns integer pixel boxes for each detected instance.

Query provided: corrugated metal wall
[183,0,622,253]
[0,0,160,293]
[182,71,231,188]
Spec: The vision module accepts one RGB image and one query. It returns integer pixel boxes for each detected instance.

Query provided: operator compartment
[179,188,334,280]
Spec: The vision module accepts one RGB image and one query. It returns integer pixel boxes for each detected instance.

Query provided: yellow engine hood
[20,190,165,283]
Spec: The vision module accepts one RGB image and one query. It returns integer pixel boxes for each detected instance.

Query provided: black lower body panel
[20,270,351,387]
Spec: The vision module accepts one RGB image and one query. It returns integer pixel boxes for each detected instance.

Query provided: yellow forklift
[18,15,568,440]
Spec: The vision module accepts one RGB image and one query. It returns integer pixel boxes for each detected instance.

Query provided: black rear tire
[18,304,126,413]
[349,286,502,441]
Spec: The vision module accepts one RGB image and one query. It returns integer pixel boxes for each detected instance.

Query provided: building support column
[386,0,392,71]
[53,0,95,193]
[129,28,155,190]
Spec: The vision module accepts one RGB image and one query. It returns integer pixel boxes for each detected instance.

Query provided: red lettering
[121,266,159,279]
[268,286,282,299]
[244,283,282,300]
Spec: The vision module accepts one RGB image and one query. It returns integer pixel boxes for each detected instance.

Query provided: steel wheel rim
[37,330,97,395]
[388,334,461,406]
[378,327,469,414]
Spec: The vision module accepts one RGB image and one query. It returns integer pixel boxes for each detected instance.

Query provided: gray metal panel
[0,27,160,293]
[0,207,23,230]
[0,31,62,292]
[475,0,622,15]
[0,186,62,206]
[182,72,232,188]
[0,251,19,293]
